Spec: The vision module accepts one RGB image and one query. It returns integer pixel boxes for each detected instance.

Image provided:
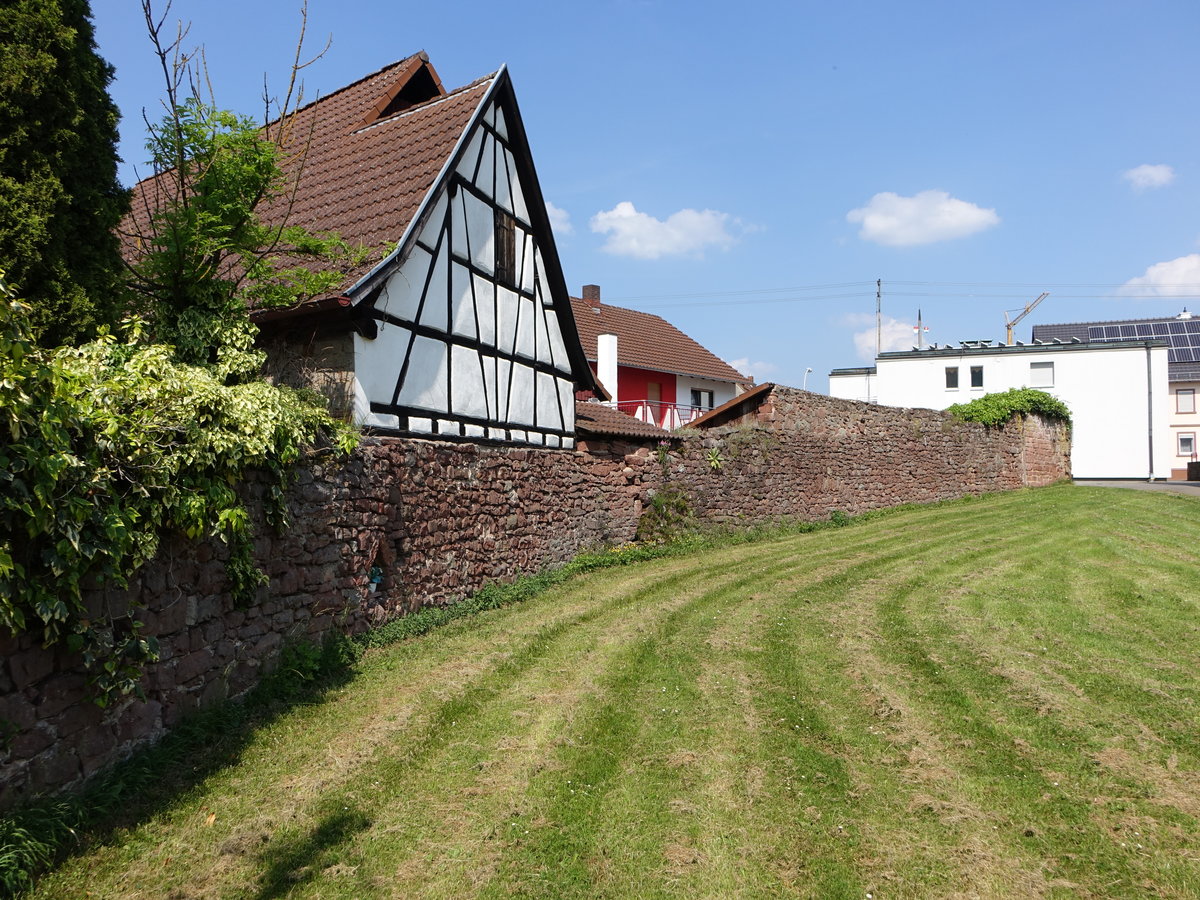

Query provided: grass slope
[22,484,1200,898]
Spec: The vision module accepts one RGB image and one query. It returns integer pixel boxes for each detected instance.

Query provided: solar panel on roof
[1153,323,1169,335]
[1170,321,1187,334]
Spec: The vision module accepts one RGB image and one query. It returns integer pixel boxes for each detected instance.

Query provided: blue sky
[91,1,1200,392]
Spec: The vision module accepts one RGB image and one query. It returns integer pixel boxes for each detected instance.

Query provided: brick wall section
[0,388,1068,807]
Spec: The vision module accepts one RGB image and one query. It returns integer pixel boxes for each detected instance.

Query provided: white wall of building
[834,343,1170,479]
[828,370,875,403]
[676,374,741,414]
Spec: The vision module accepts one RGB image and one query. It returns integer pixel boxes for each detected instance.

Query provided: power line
[612,280,1200,311]
[607,281,874,302]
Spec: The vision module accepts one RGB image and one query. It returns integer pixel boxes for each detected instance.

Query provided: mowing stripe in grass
[868,493,1200,895]
[22,484,1200,899]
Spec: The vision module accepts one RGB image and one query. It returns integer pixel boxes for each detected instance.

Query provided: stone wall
[0,388,1069,807]
[669,387,1071,524]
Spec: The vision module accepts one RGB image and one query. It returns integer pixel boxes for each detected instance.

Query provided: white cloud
[727,357,777,382]
[590,201,736,260]
[1122,164,1175,191]
[1121,253,1200,297]
[846,190,999,247]
[545,200,573,235]
[845,313,918,361]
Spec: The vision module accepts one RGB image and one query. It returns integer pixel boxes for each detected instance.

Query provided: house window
[494,208,517,285]
[970,366,984,388]
[1179,433,1196,458]
[1177,389,1196,414]
[1030,361,1054,387]
[691,389,714,411]
[945,367,959,389]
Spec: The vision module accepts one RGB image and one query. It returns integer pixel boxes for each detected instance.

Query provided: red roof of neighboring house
[569,296,752,386]
[574,400,672,439]
[124,53,492,307]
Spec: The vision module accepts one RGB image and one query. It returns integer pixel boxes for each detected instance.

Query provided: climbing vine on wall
[0,272,354,703]
[0,7,371,704]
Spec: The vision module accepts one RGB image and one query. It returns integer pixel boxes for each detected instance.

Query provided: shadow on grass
[253,801,372,900]
[3,506,955,896]
[0,636,359,898]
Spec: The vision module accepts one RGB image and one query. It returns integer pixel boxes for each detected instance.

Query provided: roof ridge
[568,296,689,332]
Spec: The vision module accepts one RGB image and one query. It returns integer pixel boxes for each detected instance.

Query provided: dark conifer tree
[0,0,129,345]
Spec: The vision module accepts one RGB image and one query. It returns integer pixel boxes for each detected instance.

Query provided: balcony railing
[614,399,710,431]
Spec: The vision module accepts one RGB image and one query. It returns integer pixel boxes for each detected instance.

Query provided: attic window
[363,59,445,126]
[495,209,517,285]
[378,66,441,116]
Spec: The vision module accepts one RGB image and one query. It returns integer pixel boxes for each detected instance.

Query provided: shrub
[947,388,1071,428]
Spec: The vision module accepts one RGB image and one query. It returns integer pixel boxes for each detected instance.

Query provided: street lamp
[803,367,813,390]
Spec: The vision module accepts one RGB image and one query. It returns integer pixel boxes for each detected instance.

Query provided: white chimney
[597,332,618,403]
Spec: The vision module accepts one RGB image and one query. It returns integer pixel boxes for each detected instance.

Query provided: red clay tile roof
[569,297,752,386]
[123,53,493,306]
[574,400,672,439]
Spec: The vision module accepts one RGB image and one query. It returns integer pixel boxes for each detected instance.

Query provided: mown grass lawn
[25,484,1200,898]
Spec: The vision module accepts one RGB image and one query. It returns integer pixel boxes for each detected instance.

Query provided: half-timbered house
[134,53,598,448]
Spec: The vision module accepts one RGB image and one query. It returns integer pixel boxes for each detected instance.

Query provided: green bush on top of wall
[947,388,1071,428]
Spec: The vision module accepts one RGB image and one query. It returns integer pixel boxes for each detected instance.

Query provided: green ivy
[0,273,356,703]
[947,388,1072,429]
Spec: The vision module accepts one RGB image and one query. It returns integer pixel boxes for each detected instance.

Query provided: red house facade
[570,285,753,430]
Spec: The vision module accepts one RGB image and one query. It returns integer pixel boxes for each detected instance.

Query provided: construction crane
[1004,292,1049,345]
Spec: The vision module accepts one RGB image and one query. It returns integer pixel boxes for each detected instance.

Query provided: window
[691,389,714,410]
[945,367,959,389]
[970,366,984,388]
[494,208,517,285]
[1030,361,1054,387]
[1177,389,1196,414]
[1179,433,1196,458]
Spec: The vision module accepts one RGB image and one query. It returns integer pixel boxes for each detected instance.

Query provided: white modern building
[830,338,1171,479]
[1032,313,1200,480]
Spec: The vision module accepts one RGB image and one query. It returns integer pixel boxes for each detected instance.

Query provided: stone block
[175,649,213,684]
[36,672,88,718]
[57,700,104,737]
[8,648,56,691]
[30,746,82,792]
[10,723,55,760]
[78,727,118,776]
[0,694,36,731]
[116,699,162,744]
[254,632,283,664]
[155,595,189,635]
[203,620,225,646]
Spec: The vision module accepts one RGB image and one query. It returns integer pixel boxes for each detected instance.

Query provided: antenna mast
[876,279,882,356]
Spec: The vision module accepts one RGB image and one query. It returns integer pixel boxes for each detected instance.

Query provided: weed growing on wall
[636,484,697,542]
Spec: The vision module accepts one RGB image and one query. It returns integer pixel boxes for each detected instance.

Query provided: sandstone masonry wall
[0,388,1069,806]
